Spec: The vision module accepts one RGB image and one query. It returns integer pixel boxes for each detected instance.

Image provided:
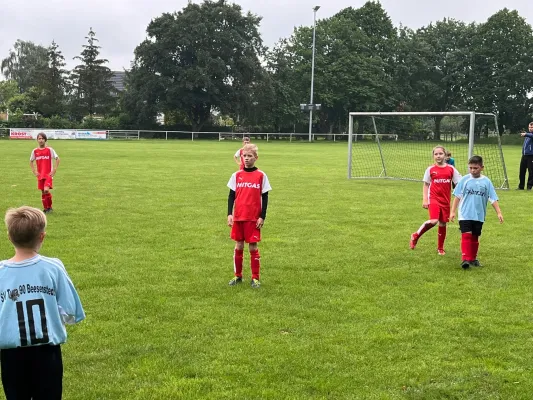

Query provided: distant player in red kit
[410,146,461,255]
[30,133,60,214]
[233,136,250,170]
[227,143,271,288]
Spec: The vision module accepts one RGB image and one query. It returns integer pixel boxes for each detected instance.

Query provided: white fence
[107,130,350,142]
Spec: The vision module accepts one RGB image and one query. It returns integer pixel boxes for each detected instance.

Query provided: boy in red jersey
[29,133,60,214]
[227,143,271,288]
[233,136,250,170]
[410,146,461,255]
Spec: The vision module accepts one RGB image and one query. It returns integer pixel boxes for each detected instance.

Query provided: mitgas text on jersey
[433,179,451,184]
[464,188,487,197]
[35,156,51,161]
[237,182,261,189]
[0,284,56,303]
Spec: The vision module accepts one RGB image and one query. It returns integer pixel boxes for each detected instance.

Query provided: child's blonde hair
[5,206,47,249]
[432,145,446,155]
[242,143,258,158]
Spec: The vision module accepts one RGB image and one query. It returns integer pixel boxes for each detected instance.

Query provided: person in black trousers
[518,122,533,190]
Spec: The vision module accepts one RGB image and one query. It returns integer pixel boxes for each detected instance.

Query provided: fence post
[166,131,168,140]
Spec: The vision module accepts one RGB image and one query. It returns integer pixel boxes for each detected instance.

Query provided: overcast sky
[1,0,532,72]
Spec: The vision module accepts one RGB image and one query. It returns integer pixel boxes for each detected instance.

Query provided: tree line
[1,0,532,134]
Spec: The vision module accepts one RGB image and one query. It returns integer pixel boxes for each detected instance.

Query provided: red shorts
[231,221,261,243]
[37,175,53,191]
[428,203,450,223]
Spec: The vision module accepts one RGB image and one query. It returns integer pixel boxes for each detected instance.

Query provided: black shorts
[459,220,484,237]
[1,344,63,400]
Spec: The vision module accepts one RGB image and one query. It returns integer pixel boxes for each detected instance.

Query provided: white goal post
[347,111,509,189]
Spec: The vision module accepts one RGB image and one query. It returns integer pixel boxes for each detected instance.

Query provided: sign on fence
[9,129,107,140]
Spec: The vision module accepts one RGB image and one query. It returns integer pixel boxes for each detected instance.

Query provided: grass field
[1,139,533,399]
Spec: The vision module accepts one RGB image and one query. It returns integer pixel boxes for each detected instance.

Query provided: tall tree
[406,19,474,139]
[1,40,48,93]
[466,9,533,133]
[130,0,265,131]
[71,28,116,118]
[36,41,68,117]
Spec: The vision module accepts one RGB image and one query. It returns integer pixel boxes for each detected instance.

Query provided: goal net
[347,112,509,189]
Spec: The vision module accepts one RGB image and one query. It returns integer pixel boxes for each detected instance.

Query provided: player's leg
[518,155,527,189]
[526,155,533,190]
[245,221,262,288]
[410,204,439,249]
[470,223,483,267]
[437,207,450,255]
[1,347,33,400]
[38,179,48,212]
[43,175,54,212]
[229,222,245,285]
[459,220,473,269]
[31,345,63,400]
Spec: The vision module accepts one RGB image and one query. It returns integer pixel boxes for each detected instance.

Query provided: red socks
[471,235,479,261]
[437,226,446,250]
[461,233,472,261]
[250,250,260,280]
[233,249,261,280]
[233,249,244,277]
[41,193,53,210]
[461,233,480,261]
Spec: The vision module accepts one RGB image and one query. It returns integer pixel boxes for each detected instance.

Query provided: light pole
[308,5,320,142]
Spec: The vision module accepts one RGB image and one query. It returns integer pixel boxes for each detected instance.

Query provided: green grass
[1,140,533,399]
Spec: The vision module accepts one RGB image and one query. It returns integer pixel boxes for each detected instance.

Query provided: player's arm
[488,182,503,223]
[422,183,430,208]
[490,201,503,223]
[55,263,85,324]
[256,192,269,229]
[234,150,241,165]
[227,189,235,226]
[30,151,38,176]
[450,196,460,222]
[51,156,60,177]
[521,132,533,139]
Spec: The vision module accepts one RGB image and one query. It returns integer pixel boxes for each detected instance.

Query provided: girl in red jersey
[29,133,60,214]
[410,146,461,255]
[233,136,250,170]
[227,144,271,288]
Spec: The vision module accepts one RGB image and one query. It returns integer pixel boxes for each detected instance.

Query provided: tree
[466,9,533,133]
[403,19,475,139]
[0,80,19,112]
[36,41,69,117]
[1,40,48,93]
[130,0,265,131]
[70,28,116,119]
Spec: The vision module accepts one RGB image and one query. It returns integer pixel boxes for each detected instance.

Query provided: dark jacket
[523,132,533,156]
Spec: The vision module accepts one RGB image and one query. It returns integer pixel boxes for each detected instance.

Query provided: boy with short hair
[0,206,85,399]
[227,143,272,288]
[450,155,504,269]
[30,132,60,214]
[234,136,251,170]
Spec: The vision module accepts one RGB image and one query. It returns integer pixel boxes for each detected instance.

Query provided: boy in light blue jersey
[450,156,504,269]
[0,206,85,400]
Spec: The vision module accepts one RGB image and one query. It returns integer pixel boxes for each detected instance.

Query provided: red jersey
[423,164,461,206]
[227,169,272,221]
[30,147,59,179]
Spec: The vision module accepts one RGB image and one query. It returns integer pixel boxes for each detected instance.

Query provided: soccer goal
[347,111,509,189]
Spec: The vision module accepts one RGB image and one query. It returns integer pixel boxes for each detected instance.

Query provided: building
[109,71,127,93]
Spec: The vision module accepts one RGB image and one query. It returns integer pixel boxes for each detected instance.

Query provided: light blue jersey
[0,255,85,349]
[453,174,498,222]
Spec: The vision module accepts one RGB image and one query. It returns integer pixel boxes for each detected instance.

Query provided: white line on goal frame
[347,111,509,189]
